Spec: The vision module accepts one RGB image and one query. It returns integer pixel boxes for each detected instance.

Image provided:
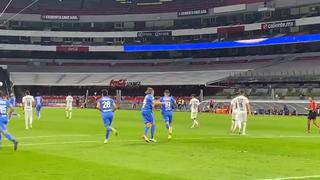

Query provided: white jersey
[22,95,35,111]
[189,98,200,112]
[66,96,73,107]
[231,95,249,113]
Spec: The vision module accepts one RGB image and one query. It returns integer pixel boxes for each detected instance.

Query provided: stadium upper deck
[1,0,264,15]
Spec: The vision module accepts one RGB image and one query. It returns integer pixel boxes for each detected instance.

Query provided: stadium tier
[2,0,264,15]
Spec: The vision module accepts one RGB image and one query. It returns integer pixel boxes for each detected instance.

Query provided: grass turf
[1,108,320,180]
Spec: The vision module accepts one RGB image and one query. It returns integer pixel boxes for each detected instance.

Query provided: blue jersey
[99,97,115,113]
[160,96,176,112]
[35,96,43,106]
[142,94,154,112]
[9,96,16,107]
[0,98,11,122]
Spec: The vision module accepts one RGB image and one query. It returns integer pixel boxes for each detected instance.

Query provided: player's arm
[7,102,13,118]
[32,97,35,107]
[229,104,233,114]
[113,102,118,112]
[246,103,251,115]
[96,101,101,111]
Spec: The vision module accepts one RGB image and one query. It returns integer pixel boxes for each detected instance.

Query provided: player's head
[101,89,108,96]
[191,94,196,98]
[36,92,40,96]
[239,90,245,96]
[145,87,154,95]
[68,92,71,96]
[310,96,314,101]
[10,92,14,97]
[164,89,170,96]
[25,90,30,95]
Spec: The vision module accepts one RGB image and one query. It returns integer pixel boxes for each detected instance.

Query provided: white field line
[260,175,320,180]
[13,134,320,141]
[0,134,319,148]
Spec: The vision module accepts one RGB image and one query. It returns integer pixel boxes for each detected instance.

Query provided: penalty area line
[260,175,320,180]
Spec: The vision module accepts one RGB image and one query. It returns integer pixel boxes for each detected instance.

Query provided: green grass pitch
[1,108,320,180]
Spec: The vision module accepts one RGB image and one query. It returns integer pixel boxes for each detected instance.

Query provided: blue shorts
[102,112,114,128]
[36,105,42,112]
[0,120,8,132]
[162,111,173,123]
[142,111,154,124]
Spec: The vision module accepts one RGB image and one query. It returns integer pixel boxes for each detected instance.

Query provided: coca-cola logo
[110,79,141,88]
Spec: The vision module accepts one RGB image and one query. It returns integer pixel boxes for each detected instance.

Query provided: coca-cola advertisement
[109,79,141,88]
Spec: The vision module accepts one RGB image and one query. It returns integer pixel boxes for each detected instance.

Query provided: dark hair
[68,92,72,96]
[191,94,196,97]
[102,89,108,96]
[239,90,245,95]
[25,90,30,95]
[145,87,154,94]
[36,92,40,96]
[164,89,170,95]
[0,90,4,97]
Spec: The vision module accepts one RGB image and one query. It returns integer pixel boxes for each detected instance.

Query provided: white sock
[194,120,199,126]
[25,117,28,129]
[242,122,247,134]
[230,121,235,131]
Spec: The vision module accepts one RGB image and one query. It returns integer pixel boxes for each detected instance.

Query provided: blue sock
[144,126,150,137]
[151,125,155,139]
[4,133,15,142]
[166,122,170,129]
[106,127,112,140]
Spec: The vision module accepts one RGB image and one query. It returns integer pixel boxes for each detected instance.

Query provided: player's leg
[69,109,72,119]
[0,125,18,151]
[230,112,236,133]
[29,110,33,128]
[192,112,199,128]
[241,114,248,135]
[104,122,112,144]
[168,113,173,135]
[150,113,156,142]
[142,112,151,143]
[37,106,42,120]
[25,111,29,129]
[65,107,69,118]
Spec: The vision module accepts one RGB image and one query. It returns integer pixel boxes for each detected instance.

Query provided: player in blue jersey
[8,93,20,119]
[96,89,118,144]
[0,90,18,151]
[159,90,176,140]
[141,87,161,143]
[35,92,43,120]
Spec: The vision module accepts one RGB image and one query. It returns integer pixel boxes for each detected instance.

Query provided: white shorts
[66,106,73,111]
[235,111,247,122]
[24,109,33,120]
[191,111,198,119]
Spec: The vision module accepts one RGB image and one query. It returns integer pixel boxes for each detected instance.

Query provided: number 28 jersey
[99,97,114,113]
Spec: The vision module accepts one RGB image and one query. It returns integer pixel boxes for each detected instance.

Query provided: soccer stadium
[1,0,320,179]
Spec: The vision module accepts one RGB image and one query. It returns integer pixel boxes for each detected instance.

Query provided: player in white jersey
[22,90,35,130]
[189,94,200,128]
[229,98,237,132]
[65,93,73,119]
[229,90,251,135]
